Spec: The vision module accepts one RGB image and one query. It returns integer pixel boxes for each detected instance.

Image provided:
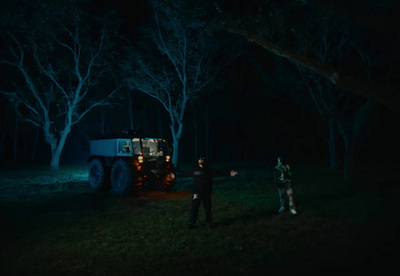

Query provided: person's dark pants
[189,194,212,226]
[277,182,295,210]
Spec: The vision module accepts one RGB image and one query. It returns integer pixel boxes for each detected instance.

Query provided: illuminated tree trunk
[45,126,70,170]
[50,146,62,170]
[172,139,180,168]
[170,122,184,168]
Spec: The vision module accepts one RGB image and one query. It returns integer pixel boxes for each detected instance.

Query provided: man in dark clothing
[172,157,238,230]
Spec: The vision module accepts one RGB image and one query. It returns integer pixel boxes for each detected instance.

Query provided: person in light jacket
[274,155,297,214]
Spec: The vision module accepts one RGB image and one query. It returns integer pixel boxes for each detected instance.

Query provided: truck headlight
[138,155,144,163]
[166,155,170,162]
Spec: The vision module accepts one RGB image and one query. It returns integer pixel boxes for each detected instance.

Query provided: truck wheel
[88,159,110,191]
[111,159,133,195]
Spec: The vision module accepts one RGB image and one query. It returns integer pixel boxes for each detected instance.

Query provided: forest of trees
[1,0,399,183]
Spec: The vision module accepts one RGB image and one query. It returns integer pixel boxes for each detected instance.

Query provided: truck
[88,131,175,194]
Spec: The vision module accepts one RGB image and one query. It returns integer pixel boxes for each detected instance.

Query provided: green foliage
[0,162,398,275]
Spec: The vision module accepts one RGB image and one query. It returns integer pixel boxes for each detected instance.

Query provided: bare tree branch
[0,14,120,169]
[206,19,400,112]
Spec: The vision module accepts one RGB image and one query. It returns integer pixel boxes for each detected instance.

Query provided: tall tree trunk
[0,105,10,159]
[13,116,18,163]
[204,104,210,159]
[343,134,355,185]
[337,119,356,185]
[193,111,198,159]
[49,127,70,170]
[209,133,213,161]
[156,107,163,137]
[328,119,338,169]
[23,127,28,159]
[50,147,62,170]
[127,91,134,130]
[171,122,184,169]
[31,126,39,161]
[172,138,180,169]
[100,106,105,136]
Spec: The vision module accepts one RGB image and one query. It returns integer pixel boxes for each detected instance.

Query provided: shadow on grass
[214,209,278,228]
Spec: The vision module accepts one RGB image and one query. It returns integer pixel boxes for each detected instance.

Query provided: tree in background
[125,0,216,168]
[200,0,400,113]
[297,15,374,183]
[200,0,392,183]
[0,0,121,169]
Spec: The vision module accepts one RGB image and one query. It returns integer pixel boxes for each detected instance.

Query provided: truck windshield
[131,138,143,155]
[131,138,170,159]
[141,138,169,159]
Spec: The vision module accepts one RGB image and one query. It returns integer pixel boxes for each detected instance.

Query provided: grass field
[0,161,399,275]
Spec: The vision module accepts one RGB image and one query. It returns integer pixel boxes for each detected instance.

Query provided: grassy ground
[0,161,399,275]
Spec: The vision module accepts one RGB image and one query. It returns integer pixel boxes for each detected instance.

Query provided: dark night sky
[1,0,400,165]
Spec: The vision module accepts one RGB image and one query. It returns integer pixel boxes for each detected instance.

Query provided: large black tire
[88,159,110,191]
[111,159,134,195]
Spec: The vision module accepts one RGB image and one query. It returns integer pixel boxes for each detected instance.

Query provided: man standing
[274,155,297,214]
[173,156,238,230]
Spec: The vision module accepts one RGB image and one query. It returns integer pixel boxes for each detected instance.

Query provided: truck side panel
[90,139,118,157]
